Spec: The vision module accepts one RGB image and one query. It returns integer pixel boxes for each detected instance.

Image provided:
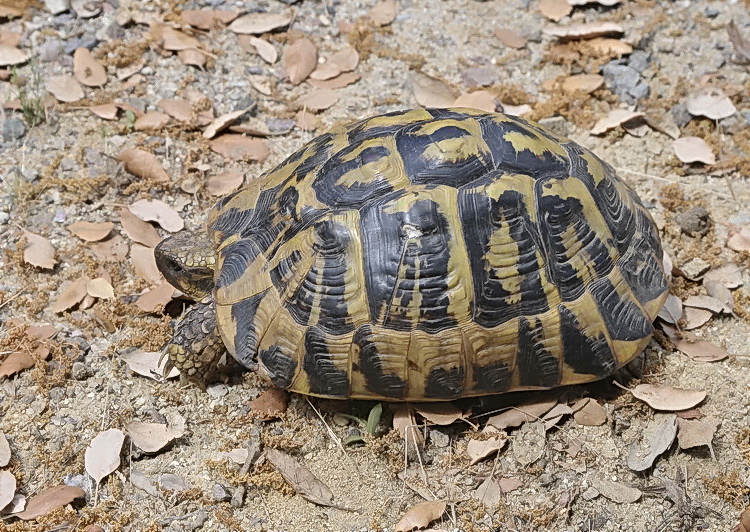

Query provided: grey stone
[39,39,64,62]
[602,62,649,103]
[212,483,232,502]
[671,102,692,128]
[207,383,229,398]
[159,473,189,492]
[582,486,600,500]
[53,208,66,223]
[430,429,450,448]
[266,118,294,135]
[462,67,495,87]
[539,473,555,486]
[104,21,126,40]
[741,110,750,127]
[538,116,568,137]
[628,50,650,73]
[704,5,719,18]
[0,212,9,225]
[3,118,26,141]
[63,35,99,55]
[71,361,91,380]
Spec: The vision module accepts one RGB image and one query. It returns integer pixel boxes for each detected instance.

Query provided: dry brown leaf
[703,263,743,289]
[542,403,574,430]
[158,99,193,122]
[14,485,85,521]
[134,111,170,131]
[673,137,715,165]
[703,281,733,311]
[494,28,526,49]
[0,43,28,66]
[498,477,523,493]
[0,31,21,47]
[89,103,118,120]
[129,199,184,233]
[727,227,750,252]
[674,339,728,362]
[0,470,15,510]
[181,9,238,30]
[0,431,10,467]
[120,208,161,247]
[682,307,712,330]
[73,47,107,86]
[179,48,206,69]
[394,500,446,532]
[627,414,677,471]
[308,72,361,89]
[251,388,289,420]
[473,478,501,508]
[50,278,87,313]
[295,110,321,131]
[23,232,56,269]
[727,20,750,63]
[393,404,425,454]
[135,281,175,313]
[206,171,245,196]
[676,417,720,455]
[539,0,572,21]
[90,235,128,263]
[266,448,335,507]
[229,117,274,136]
[686,88,736,120]
[544,21,624,40]
[587,37,633,56]
[121,350,178,380]
[739,509,750,532]
[47,74,84,102]
[408,71,457,108]
[67,221,113,242]
[572,398,607,426]
[244,36,277,64]
[562,74,604,94]
[453,90,497,112]
[487,398,557,430]
[631,384,706,411]
[300,89,338,112]
[413,403,463,425]
[284,38,318,85]
[229,12,292,34]
[683,294,731,314]
[0,351,34,378]
[369,0,398,26]
[209,135,270,161]
[117,149,170,182]
[466,435,507,465]
[329,45,359,72]
[126,422,183,453]
[86,278,114,299]
[130,244,162,285]
[657,294,682,324]
[590,477,641,504]
[500,103,532,116]
[203,109,252,139]
[159,26,200,51]
[591,109,643,135]
[310,62,341,81]
[85,429,125,485]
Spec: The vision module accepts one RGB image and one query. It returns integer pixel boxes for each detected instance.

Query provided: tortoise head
[155,230,216,301]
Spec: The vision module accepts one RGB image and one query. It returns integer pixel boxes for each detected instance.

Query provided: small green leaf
[365,403,383,436]
[343,435,365,446]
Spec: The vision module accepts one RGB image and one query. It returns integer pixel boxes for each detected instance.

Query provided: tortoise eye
[168,258,184,272]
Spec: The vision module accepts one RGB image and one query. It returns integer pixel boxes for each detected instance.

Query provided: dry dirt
[1,0,750,531]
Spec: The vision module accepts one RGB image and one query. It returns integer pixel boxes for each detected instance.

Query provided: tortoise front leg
[162,300,225,390]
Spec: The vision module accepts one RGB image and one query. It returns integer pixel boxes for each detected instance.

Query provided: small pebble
[680,257,711,280]
[674,206,710,236]
[582,486,600,500]
[71,361,91,381]
[332,413,350,427]
[3,118,27,142]
[430,430,450,448]
[212,483,232,502]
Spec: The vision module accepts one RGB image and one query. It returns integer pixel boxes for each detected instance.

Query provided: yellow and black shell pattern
[207,108,669,401]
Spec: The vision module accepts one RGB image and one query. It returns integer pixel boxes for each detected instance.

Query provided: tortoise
[155,108,669,401]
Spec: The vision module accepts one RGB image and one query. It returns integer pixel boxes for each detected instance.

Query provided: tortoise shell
[207,108,669,401]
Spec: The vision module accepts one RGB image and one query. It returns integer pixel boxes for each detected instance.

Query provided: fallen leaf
[73,47,107,86]
[632,384,707,411]
[453,90,497,112]
[587,37,633,56]
[158,99,193,122]
[117,149,170,182]
[686,88,736,120]
[539,0,572,21]
[0,351,35,378]
[727,20,750,63]
[728,227,750,253]
[308,72,361,89]
[229,12,292,34]
[89,103,118,120]
[209,135,270,161]
[591,109,644,135]
[498,477,523,493]
[512,421,546,466]
[466,435,507,465]
[135,281,176,313]
[0,44,28,66]
[120,208,161,247]
[329,45,359,72]
[544,22,624,40]
[68,221,113,242]
[299,89,338,112]
[180,48,207,66]
[86,277,114,299]
[703,281,734,310]
[370,0,398,26]
[473,478,501,508]
[251,388,289,420]
[674,339,728,362]
[0,31,21,47]
[310,62,341,81]
[501,103,532,116]
[206,171,245,196]
[572,398,607,426]
[393,404,425,458]
[159,26,200,51]
[295,109,321,131]
[130,244,162,285]
[0,431,10,467]
[181,9,238,30]
[627,414,677,471]
[71,0,100,17]
[0,471,15,511]
[394,500,446,532]
[121,350,179,380]
[676,417,720,457]
[50,278,88,313]
[590,477,641,504]
[657,294,682,324]
[487,398,557,430]
[129,199,184,233]
[85,429,125,485]
[203,109,253,139]
[229,117,276,136]
[134,111,170,131]
[682,307,712,330]
[675,408,705,420]
[408,71,457,108]
[413,403,463,425]
[542,403,574,430]
[562,74,604,94]
[672,137,715,165]
[13,485,85,521]
[284,38,318,85]
[703,263,743,289]
[244,36,277,64]
[46,74,84,102]
[126,422,183,453]
[266,448,335,507]
[23,232,56,269]
[494,28,526,49]
[683,294,731,315]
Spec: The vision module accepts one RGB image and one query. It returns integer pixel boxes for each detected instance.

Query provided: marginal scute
[199,109,669,400]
